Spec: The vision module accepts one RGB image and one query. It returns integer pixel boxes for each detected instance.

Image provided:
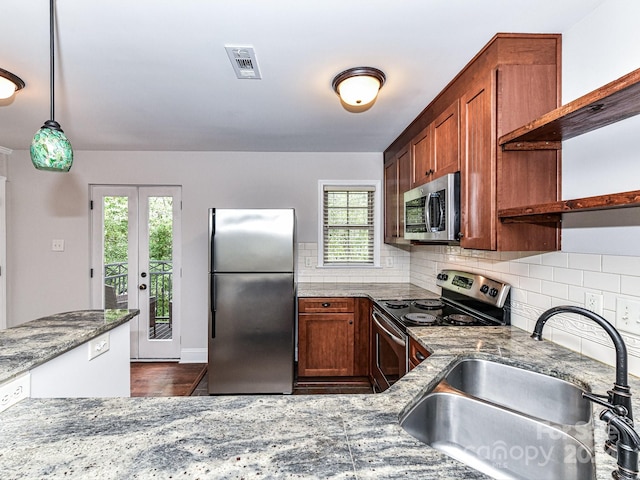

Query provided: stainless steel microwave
[404,172,460,243]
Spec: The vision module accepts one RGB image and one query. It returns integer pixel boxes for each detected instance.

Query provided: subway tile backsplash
[297,242,640,376]
[296,242,411,284]
[408,245,640,377]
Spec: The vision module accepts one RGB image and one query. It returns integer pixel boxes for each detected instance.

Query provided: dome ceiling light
[0,68,25,100]
[30,0,73,173]
[331,67,386,111]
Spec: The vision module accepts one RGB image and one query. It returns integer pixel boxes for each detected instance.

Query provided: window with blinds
[322,185,376,265]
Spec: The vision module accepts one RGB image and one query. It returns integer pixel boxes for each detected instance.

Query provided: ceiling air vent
[225,46,262,79]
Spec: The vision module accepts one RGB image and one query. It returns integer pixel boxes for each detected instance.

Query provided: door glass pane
[148,196,173,340]
[103,196,129,310]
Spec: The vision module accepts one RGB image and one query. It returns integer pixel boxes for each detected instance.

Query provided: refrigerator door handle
[210,277,216,339]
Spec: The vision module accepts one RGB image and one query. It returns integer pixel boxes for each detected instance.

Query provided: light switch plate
[88,332,110,360]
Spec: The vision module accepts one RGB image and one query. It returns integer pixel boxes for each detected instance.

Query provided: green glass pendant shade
[30,120,73,172]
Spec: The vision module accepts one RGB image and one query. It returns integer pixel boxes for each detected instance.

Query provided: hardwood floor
[133,363,373,396]
[131,362,207,397]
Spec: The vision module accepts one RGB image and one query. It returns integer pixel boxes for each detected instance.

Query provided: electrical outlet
[385,256,394,268]
[0,373,30,412]
[616,297,640,335]
[585,292,603,315]
[51,239,65,252]
[88,333,110,360]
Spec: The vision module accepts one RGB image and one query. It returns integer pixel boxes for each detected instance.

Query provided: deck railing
[104,261,172,321]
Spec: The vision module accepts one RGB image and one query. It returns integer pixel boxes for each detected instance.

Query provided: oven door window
[377,333,401,384]
[405,196,427,234]
[372,310,407,392]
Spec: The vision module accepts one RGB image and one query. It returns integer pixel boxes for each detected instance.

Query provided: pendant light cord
[49,0,55,122]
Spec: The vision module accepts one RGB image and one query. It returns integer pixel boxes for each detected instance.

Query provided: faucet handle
[583,391,629,417]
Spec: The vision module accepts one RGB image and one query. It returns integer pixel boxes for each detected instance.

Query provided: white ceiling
[0,0,606,153]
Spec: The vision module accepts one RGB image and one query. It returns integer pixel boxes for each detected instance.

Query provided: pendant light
[30,0,73,172]
[332,67,386,110]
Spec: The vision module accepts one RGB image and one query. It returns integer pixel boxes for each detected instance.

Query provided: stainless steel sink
[400,391,595,480]
[442,358,592,426]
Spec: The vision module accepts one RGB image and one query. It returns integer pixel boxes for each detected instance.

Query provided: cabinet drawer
[299,297,355,313]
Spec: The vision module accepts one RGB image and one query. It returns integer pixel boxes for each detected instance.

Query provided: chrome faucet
[532,305,639,477]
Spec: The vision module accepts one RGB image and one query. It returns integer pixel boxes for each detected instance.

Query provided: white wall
[560,0,640,255]
[410,0,640,375]
[6,150,382,356]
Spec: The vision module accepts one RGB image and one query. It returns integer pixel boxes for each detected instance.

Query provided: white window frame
[317,180,381,268]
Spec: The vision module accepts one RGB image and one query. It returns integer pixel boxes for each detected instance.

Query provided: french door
[90,185,181,360]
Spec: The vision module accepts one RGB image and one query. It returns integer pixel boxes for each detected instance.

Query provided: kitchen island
[0,319,632,478]
[0,309,139,385]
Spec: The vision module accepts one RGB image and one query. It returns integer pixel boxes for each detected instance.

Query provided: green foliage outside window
[103,196,173,318]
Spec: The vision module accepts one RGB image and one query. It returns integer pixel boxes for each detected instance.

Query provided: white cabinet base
[30,322,130,398]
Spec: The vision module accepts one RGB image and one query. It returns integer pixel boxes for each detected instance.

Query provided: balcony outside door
[90,185,181,360]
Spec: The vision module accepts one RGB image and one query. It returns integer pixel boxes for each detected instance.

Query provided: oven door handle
[372,311,406,347]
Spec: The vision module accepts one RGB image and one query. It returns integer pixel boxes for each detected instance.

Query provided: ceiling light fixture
[0,68,25,100]
[30,0,73,172]
[332,67,386,109]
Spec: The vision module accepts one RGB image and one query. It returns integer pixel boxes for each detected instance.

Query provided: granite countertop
[0,309,139,384]
[297,282,439,301]
[1,324,634,479]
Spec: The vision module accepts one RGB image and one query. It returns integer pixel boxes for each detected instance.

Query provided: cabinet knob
[322,303,330,307]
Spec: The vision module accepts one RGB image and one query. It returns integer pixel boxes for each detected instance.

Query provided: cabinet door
[460,74,497,250]
[411,123,434,187]
[384,155,400,243]
[384,146,411,245]
[408,337,430,370]
[298,313,354,377]
[433,100,460,178]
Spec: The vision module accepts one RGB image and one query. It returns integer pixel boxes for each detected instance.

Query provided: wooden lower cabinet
[297,297,370,379]
[408,337,431,370]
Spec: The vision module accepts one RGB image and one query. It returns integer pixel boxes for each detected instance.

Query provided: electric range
[376,269,511,331]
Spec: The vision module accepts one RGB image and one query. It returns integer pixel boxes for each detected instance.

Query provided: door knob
[139,284,147,290]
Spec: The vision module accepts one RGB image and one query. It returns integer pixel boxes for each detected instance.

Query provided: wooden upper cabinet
[410,123,434,188]
[383,34,562,251]
[433,100,460,178]
[460,75,496,250]
[384,146,411,245]
[412,100,460,188]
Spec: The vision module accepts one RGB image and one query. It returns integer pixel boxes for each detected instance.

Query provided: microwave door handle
[426,192,440,232]
[372,312,406,347]
[436,192,445,229]
[425,194,433,230]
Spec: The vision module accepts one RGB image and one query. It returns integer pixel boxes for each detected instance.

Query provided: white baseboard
[180,347,207,363]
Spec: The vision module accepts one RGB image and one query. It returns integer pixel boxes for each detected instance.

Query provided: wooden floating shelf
[499,67,640,148]
[499,190,640,223]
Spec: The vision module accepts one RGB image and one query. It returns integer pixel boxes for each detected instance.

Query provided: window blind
[322,185,375,265]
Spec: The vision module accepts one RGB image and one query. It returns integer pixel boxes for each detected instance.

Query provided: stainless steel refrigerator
[208,208,296,394]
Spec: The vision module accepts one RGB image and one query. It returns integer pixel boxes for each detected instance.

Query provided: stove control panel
[437,269,510,308]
